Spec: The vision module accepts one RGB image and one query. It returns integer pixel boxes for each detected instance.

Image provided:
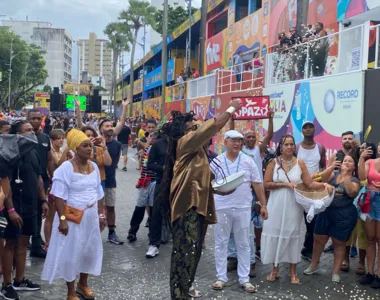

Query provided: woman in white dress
[262,135,333,284]
[41,129,105,300]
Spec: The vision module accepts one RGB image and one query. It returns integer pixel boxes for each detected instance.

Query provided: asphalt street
[13,154,380,300]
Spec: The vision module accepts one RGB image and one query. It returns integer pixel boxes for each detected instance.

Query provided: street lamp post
[8,39,13,109]
[185,0,192,77]
[137,26,146,111]
[161,0,168,120]
[7,39,30,109]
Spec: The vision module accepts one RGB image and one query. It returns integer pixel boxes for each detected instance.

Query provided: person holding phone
[304,154,360,283]
[358,142,380,288]
[328,131,358,167]
[81,126,112,191]
[324,131,359,254]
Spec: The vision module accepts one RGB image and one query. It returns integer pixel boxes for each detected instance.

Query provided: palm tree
[119,0,157,116]
[104,22,131,118]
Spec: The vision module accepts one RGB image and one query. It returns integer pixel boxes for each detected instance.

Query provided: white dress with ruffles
[41,161,104,284]
[261,160,304,266]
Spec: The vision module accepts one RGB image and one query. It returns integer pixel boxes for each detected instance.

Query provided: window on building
[236,0,262,22]
[207,10,228,39]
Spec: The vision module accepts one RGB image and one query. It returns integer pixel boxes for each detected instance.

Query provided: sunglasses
[184,124,199,132]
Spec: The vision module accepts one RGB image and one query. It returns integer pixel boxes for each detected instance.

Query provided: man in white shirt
[227,110,273,271]
[296,121,326,261]
[210,130,267,293]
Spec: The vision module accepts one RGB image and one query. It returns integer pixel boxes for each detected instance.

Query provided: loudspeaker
[50,94,61,111]
[89,95,101,113]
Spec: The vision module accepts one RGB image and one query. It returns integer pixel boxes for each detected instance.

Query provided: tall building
[1,20,73,88]
[76,33,113,91]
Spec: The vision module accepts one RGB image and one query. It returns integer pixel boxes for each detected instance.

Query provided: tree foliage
[0,27,48,108]
[104,22,132,117]
[155,5,198,35]
[118,0,157,114]
[43,84,52,93]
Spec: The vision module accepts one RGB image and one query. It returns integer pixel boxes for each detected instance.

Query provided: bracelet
[7,208,15,214]
[226,106,236,115]
[41,200,48,205]
[99,213,106,219]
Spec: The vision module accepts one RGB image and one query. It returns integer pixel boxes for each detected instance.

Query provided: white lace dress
[41,161,104,284]
[261,160,304,266]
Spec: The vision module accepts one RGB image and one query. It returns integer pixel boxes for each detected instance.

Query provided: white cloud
[0,0,127,40]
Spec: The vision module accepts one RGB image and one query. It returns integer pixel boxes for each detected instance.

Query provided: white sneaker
[146,245,159,258]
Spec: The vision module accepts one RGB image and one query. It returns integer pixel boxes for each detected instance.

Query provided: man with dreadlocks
[158,99,242,299]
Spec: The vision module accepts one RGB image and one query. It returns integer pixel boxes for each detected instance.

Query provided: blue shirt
[234,55,243,73]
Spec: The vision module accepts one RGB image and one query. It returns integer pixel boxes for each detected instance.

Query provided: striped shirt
[141,146,156,181]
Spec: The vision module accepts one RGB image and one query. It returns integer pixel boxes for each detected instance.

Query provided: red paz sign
[232,96,270,120]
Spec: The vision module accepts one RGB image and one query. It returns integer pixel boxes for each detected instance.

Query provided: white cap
[224,130,244,140]
[302,121,314,128]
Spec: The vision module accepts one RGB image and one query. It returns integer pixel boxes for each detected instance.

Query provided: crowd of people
[272,21,330,83]
[0,98,380,299]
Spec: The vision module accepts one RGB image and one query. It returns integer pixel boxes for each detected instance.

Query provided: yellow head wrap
[67,129,90,151]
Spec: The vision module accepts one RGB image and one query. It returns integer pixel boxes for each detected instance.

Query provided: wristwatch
[60,215,66,221]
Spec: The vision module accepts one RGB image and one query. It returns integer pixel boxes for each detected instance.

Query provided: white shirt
[297,144,321,175]
[211,152,262,210]
[242,146,263,180]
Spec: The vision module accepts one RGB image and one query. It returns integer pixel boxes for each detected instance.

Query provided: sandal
[188,286,202,298]
[266,270,279,282]
[212,280,226,290]
[290,274,300,284]
[356,264,366,276]
[76,283,95,300]
[304,266,319,275]
[241,282,256,293]
[340,260,349,272]
[332,274,341,283]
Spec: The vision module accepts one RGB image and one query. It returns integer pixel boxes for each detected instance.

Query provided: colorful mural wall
[205,4,269,73]
[189,96,216,121]
[164,99,187,115]
[205,0,339,73]
[337,0,380,21]
[268,0,338,48]
[143,97,162,119]
[263,71,364,159]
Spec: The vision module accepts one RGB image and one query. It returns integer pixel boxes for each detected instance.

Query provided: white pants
[214,208,251,284]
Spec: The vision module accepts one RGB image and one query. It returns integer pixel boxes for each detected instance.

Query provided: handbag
[64,205,85,224]
[135,176,152,189]
[357,192,371,214]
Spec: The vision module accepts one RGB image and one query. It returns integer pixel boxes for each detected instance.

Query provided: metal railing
[370,23,380,69]
[188,73,216,99]
[167,82,187,101]
[265,24,366,86]
[216,58,265,94]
